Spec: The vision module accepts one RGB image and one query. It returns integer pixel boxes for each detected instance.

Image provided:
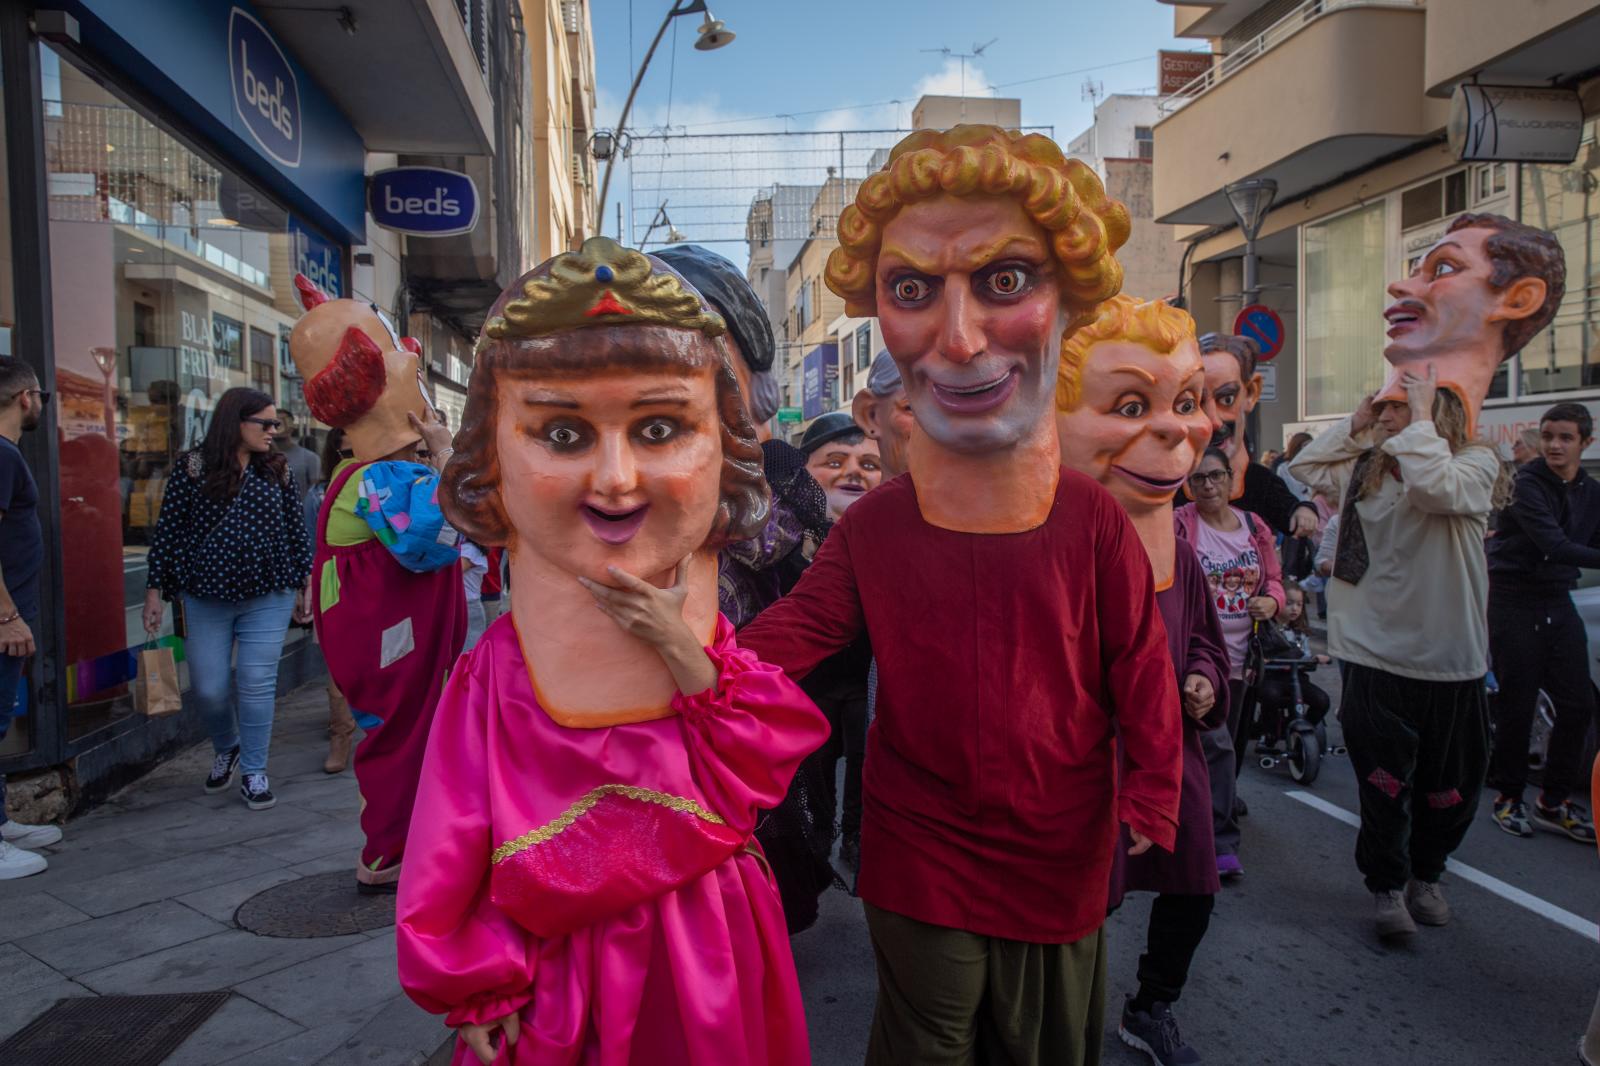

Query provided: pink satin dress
[396,612,827,1065]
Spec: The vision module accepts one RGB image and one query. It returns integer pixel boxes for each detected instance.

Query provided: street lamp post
[595,1,734,240]
[1224,178,1277,307]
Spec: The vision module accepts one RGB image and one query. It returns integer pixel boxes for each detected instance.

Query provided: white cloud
[912,57,996,101]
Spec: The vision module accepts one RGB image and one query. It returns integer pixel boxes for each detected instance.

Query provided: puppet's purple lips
[581,503,649,545]
[1112,465,1187,494]
[928,369,1018,414]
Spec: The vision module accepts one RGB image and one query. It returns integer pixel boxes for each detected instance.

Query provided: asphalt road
[791,660,1600,1066]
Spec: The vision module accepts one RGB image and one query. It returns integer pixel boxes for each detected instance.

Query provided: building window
[1303,200,1388,418]
[249,326,275,394]
[1519,119,1600,396]
[856,323,872,371]
[1134,125,1154,161]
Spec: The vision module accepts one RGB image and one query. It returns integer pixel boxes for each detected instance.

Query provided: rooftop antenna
[921,37,998,120]
[1082,79,1104,108]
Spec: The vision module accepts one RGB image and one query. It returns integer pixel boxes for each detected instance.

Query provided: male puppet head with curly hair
[824,125,1130,457]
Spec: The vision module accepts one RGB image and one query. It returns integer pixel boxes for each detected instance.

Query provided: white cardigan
[1288,417,1501,682]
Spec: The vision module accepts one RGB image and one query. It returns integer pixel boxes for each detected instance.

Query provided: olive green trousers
[863,903,1107,1066]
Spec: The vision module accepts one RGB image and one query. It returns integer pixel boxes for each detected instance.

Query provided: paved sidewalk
[0,681,454,1065]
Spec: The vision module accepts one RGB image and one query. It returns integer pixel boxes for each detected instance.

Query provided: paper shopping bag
[134,642,183,717]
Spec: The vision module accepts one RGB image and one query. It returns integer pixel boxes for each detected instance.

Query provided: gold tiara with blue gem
[483,236,726,341]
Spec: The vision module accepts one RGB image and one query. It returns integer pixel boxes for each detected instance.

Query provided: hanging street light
[595,1,736,240]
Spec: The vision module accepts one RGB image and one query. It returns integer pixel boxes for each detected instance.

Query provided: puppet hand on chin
[578,557,717,697]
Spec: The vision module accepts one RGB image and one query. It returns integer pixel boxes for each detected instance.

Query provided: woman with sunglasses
[1175,446,1283,881]
[143,387,314,810]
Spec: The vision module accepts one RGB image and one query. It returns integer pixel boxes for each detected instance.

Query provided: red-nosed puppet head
[287,273,432,460]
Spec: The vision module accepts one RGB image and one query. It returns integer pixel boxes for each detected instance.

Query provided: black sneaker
[240,771,277,811]
[204,746,241,794]
[1119,998,1201,1065]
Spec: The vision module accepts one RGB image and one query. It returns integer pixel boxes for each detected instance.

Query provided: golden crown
[483,236,726,342]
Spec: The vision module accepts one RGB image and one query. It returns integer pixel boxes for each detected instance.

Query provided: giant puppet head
[287,276,433,461]
[851,349,915,480]
[440,236,768,721]
[1056,295,1210,586]
[1379,212,1565,423]
[1196,330,1261,499]
[824,125,1130,532]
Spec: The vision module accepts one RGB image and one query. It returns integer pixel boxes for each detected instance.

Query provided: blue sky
[591,1,1192,256]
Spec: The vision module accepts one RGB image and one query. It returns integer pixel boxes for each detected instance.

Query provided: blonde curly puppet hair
[1056,295,1198,412]
[824,125,1131,328]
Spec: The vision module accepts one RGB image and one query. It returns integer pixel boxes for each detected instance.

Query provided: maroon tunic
[738,470,1182,944]
[1110,538,1230,904]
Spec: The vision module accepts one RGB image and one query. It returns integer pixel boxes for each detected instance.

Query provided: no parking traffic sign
[1234,303,1285,361]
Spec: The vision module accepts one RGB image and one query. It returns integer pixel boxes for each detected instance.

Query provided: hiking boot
[1216,853,1243,881]
[1491,795,1533,838]
[240,771,277,811]
[1119,998,1202,1065]
[0,839,47,880]
[1405,879,1450,926]
[204,745,241,794]
[1532,799,1597,843]
[1,820,62,849]
[1374,889,1416,940]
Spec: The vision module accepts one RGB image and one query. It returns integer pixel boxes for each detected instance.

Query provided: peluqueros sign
[229,7,301,168]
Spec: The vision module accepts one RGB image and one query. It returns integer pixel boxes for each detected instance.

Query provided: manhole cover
[234,870,396,937]
[0,992,231,1066]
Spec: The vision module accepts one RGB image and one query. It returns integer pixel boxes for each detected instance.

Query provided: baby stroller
[1240,623,1331,786]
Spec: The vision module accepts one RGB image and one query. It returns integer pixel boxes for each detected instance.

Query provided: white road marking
[1285,789,1599,943]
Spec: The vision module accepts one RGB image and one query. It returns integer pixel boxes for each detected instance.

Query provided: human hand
[1247,596,1278,621]
[1289,508,1319,539]
[292,578,314,625]
[1127,829,1154,856]
[1351,392,1378,434]
[142,589,164,635]
[580,559,693,650]
[1316,654,1332,665]
[1403,362,1437,423]
[580,558,716,696]
[1182,673,1215,720]
[407,410,454,464]
[458,1011,520,1065]
[0,616,34,657]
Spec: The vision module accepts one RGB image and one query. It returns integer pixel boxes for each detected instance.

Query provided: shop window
[1303,201,1388,418]
[41,43,342,738]
[1519,119,1600,397]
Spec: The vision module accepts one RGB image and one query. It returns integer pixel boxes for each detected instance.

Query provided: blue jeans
[0,611,38,828]
[182,591,295,773]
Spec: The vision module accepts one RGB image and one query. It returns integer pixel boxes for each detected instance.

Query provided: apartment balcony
[1424,0,1600,97]
[257,0,493,154]
[1162,0,1284,39]
[1152,0,1441,226]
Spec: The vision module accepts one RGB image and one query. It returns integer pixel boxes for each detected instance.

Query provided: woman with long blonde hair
[1289,365,1507,942]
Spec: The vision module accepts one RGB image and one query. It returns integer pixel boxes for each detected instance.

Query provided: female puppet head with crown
[441,237,770,721]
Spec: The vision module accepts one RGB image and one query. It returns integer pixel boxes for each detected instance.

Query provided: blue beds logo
[368,167,480,237]
[230,8,300,168]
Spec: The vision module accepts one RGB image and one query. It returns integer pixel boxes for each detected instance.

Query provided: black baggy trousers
[1487,592,1595,805]
[1340,663,1490,893]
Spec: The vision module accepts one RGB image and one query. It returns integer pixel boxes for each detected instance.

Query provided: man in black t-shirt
[0,358,58,881]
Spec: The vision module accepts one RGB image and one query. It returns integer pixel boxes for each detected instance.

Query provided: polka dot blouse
[146,451,314,603]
